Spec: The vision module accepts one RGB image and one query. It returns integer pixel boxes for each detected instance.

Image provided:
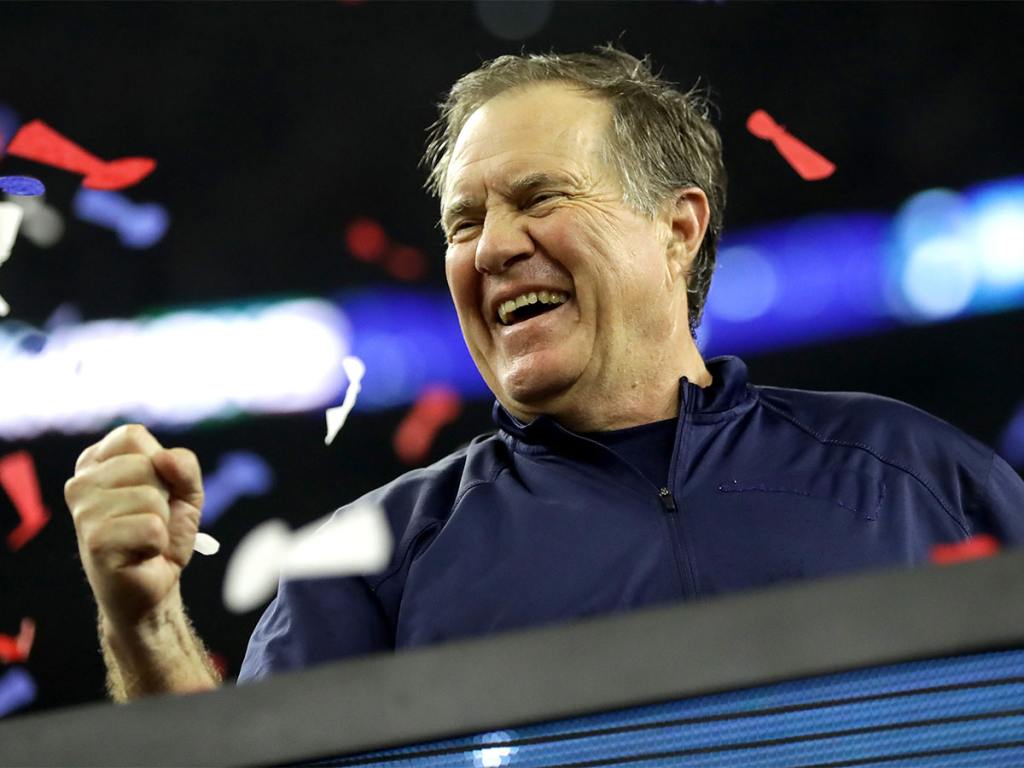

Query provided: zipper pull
[658,487,677,512]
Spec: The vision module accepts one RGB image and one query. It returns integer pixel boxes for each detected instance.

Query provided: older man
[65,46,1024,700]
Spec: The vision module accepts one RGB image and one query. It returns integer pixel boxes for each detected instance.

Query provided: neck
[506,342,712,432]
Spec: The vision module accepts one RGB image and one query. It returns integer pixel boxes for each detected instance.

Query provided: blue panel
[306,648,1024,767]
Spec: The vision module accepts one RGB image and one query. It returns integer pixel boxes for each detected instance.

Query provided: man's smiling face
[443,82,693,426]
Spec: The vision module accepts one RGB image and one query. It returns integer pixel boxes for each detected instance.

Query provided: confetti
[0,619,35,664]
[0,201,23,265]
[0,202,23,317]
[746,109,835,181]
[0,667,36,718]
[200,451,274,528]
[193,532,221,556]
[0,451,51,551]
[930,534,1001,565]
[0,176,45,197]
[3,194,65,248]
[222,502,392,613]
[345,217,427,281]
[325,355,366,446]
[72,188,169,249]
[7,119,156,191]
[394,384,462,464]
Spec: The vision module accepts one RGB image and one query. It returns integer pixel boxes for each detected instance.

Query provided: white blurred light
[473,732,518,768]
[707,246,779,322]
[973,204,1024,286]
[900,237,978,319]
[0,299,350,439]
[893,188,967,254]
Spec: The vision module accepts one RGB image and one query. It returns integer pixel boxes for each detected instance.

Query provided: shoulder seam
[757,397,969,536]
[369,462,506,593]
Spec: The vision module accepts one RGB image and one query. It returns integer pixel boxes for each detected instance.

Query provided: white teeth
[496,290,570,325]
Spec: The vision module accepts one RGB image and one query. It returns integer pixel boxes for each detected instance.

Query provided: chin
[499,366,580,410]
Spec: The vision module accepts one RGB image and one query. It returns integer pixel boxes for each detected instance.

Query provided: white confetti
[324,355,365,445]
[0,202,24,317]
[193,531,221,556]
[221,502,392,614]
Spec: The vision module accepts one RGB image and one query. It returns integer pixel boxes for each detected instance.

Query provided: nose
[474,212,533,274]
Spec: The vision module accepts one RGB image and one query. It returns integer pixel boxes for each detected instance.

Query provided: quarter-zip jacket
[238,356,1024,682]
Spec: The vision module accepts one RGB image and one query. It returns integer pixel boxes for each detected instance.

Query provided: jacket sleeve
[236,573,393,683]
[966,450,1024,546]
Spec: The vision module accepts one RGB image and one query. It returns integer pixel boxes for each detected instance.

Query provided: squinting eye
[529,193,559,206]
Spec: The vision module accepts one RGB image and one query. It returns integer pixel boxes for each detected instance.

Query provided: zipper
[660,379,698,600]
[658,486,676,512]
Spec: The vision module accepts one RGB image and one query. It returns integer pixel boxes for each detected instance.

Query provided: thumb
[152,448,204,512]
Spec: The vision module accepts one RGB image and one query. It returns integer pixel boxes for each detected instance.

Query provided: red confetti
[746,109,835,181]
[385,244,427,282]
[345,218,390,262]
[394,385,462,465]
[1,451,51,551]
[0,618,36,664]
[7,120,156,191]
[929,534,1001,565]
[208,651,228,679]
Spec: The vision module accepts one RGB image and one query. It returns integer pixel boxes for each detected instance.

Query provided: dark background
[0,0,1022,716]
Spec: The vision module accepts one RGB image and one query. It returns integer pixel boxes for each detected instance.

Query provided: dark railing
[1,550,1022,767]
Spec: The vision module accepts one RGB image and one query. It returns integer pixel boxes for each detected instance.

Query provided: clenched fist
[65,424,205,629]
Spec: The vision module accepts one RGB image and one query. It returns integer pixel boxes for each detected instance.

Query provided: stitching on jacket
[758,398,968,536]
[718,483,865,516]
[368,522,440,594]
[370,464,507,593]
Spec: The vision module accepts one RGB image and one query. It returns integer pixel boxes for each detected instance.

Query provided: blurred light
[385,244,426,281]
[974,205,1024,286]
[201,451,275,528]
[473,731,518,768]
[0,299,349,439]
[346,217,389,262]
[893,189,967,254]
[899,237,978,319]
[706,246,778,322]
[474,0,552,41]
[0,667,36,718]
[341,287,489,410]
[73,188,169,249]
[1,178,1022,434]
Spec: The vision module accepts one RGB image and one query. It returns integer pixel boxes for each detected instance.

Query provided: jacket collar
[492,355,755,447]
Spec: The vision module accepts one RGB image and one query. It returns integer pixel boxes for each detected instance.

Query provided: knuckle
[137,513,167,544]
[134,485,167,514]
[120,423,147,448]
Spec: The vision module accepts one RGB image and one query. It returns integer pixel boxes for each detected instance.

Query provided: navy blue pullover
[238,356,1024,682]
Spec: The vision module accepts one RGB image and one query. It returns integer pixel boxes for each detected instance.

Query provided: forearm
[98,591,221,702]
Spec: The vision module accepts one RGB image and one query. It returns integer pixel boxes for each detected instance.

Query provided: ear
[665,187,710,283]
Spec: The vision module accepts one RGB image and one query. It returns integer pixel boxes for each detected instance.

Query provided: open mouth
[496,290,571,326]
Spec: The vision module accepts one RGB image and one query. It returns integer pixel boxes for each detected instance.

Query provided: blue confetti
[0,176,45,197]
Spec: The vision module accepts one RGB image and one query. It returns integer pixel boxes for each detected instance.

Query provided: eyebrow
[441,172,570,231]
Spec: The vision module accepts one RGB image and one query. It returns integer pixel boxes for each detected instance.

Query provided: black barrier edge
[1,551,1022,767]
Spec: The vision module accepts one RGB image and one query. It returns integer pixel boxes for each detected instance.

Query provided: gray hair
[422,44,728,336]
